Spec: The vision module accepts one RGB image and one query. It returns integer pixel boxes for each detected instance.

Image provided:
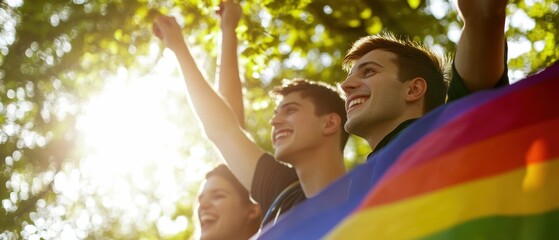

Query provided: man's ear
[406,77,427,102]
[323,113,342,135]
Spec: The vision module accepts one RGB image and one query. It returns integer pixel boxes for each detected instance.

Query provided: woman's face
[197,176,255,240]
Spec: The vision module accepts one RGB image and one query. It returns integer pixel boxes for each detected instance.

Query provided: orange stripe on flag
[325,159,559,239]
[361,119,559,208]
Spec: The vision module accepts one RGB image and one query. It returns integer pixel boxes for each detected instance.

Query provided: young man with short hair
[152,0,348,229]
[341,0,509,153]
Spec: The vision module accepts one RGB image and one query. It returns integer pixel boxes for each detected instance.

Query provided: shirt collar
[368,118,419,159]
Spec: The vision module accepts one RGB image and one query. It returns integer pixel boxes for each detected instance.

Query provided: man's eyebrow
[274,101,302,114]
[358,61,384,69]
[349,61,384,74]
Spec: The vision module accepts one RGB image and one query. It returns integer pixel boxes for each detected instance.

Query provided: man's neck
[290,144,346,198]
[364,119,404,151]
[371,118,419,154]
[366,113,422,150]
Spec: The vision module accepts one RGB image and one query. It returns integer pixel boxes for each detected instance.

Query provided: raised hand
[152,15,185,51]
[457,0,507,21]
[454,0,508,92]
[217,0,242,31]
[216,0,245,128]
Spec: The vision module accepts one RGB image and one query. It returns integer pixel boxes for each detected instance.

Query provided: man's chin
[274,150,295,166]
[344,119,361,135]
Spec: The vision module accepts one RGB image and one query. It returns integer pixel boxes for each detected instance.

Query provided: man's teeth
[275,132,291,141]
[349,98,367,109]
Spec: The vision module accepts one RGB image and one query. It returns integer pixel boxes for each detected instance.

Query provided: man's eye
[363,68,376,76]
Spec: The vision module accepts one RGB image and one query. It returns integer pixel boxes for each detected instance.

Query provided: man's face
[271,92,326,164]
[341,49,408,140]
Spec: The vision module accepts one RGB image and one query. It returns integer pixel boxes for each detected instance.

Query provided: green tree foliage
[1,0,557,238]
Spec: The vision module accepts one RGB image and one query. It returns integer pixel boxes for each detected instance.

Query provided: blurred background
[1,0,557,238]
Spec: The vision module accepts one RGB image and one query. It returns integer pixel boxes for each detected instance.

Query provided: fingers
[152,16,165,39]
[154,15,177,30]
[153,16,166,39]
[154,15,170,26]
[152,23,162,39]
[217,2,224,16]
[217,0,240,17]
[224,0,238,12]
[152,15,177,40]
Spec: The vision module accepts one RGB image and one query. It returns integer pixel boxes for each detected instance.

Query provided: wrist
[221,23,239,31]
[170,41,189,54]
[222,28,238,36]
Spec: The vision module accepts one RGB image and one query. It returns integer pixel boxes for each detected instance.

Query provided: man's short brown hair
[272,79,349,151]
[343,32,450,113]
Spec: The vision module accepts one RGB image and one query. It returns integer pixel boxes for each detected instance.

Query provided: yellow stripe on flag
[325,159,559,239]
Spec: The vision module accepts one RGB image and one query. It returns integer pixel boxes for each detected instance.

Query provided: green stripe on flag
[422,209,559,240]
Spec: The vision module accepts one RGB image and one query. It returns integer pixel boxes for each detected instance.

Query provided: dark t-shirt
[251,153,304,227]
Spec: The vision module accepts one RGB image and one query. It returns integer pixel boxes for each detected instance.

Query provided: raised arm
[455,0,508,91]
[217,0,245,128]
[153,15,263,190]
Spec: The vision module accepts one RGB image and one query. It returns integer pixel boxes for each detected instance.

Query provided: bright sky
[66,45,214,237]
[0,2,218,235]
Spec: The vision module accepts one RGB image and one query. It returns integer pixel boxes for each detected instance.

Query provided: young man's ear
[406,77,427,102]
[323,113,342,135]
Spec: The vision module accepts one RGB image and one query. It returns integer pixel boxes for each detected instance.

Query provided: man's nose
[341,75,359,94]
[270,113,283,126]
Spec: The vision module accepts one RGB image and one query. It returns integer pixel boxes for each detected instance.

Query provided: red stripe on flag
[359,119,559,209]
[384,74,559,180]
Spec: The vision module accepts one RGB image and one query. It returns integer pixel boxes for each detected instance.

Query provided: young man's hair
[343,32,450,113]
[272,79,349,151]
[206,164,252,204]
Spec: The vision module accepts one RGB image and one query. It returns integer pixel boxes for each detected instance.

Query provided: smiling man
[152,0,348,230]
[342,35,448,152]
[341,0,509,154]
[253,80,348,227]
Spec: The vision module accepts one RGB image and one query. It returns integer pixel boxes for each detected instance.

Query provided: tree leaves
[1,0,558,238]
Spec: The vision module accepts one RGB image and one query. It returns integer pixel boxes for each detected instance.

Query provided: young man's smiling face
[271,91,328,164]
[341,49,409,140]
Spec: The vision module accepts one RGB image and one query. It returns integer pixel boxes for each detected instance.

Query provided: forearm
[173,41,263,190]
[153,14,260,190]
[217,28,245,128]
[455,0,507,91]
[173,41,241,139]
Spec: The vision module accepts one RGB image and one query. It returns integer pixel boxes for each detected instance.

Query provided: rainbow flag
[257,62,559,239]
